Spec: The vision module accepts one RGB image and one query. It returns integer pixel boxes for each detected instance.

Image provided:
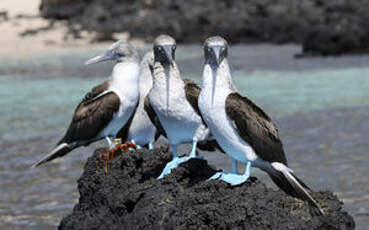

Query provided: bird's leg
[189,140,197,158]
[187,140,204,160]
[232,159,239,174]
[208,161,251,186]
[172,145,178,158]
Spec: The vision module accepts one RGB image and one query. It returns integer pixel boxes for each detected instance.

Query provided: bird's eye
[221,47,225,51]
[158,46,162,51]
[172,45,176,50]
[207,47,211,52]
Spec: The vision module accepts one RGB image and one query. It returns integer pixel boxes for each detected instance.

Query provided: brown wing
[144,95,167,138]
[225,92,287,165]
[82,81,109,103]
[59,83,120,144]
[183,79,202,116]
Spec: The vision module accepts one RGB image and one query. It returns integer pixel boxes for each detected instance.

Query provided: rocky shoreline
[39,0,369,56]
[59,147,355,229]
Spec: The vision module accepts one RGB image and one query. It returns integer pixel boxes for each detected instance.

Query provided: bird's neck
[202,59,234,94]
[152,61,183,90]
[109,61,140,98]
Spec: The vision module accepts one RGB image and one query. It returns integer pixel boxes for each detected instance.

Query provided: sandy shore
[0,0,145,57]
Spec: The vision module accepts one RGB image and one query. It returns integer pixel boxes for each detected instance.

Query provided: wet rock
[59,147,354,229]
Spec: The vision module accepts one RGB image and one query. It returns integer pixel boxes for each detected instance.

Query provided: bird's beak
[211,46,222,66]
[163,46,174,66]
[85,49,117,65]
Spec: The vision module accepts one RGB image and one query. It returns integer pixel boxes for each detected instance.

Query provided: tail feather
[267,162,325,215]
[31,143,73,168]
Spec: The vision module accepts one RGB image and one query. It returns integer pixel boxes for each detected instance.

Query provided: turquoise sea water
[1,67,369,143]
[1,44,369,229]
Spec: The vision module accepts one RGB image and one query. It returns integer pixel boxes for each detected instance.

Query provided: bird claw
[96,141,138,173]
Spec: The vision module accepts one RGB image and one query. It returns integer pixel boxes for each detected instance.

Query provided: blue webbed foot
[157,156,189,179]
[158,142,204,179]
[208,172,250,186]
[157,154,203,179]
[221,173,250,186]
[148,143,153,150]
[208,161,251,186]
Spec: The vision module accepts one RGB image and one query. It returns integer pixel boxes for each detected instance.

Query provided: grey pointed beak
[85,49,117,65]
[163,46,174,66]
[212,46,221,65]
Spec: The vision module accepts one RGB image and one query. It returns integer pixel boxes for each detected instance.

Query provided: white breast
[99,61,140,138]
[149,63,204,145]
[199,63,258,163]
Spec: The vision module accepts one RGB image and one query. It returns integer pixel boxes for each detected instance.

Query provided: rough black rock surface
[300,1,369,56]
[40,0,369,55]
[59,147,355,230]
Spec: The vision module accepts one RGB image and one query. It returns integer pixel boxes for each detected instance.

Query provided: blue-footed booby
[31,40,140,170]
[116,51,158,149]
[145,35,215,179]
[198,36,324,214]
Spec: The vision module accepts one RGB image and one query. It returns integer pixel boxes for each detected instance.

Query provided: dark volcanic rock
[300,1,369,56]
[40,0,369,56]
[59,147,355,230]
[38,0,311,44]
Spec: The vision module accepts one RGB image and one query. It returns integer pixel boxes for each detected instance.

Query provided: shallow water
[1,44,369,229]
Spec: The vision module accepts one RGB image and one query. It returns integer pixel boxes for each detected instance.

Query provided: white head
[202,36,233,104]
[85,40,140,65]
[153,35,177,67]
[203,36,229,68]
